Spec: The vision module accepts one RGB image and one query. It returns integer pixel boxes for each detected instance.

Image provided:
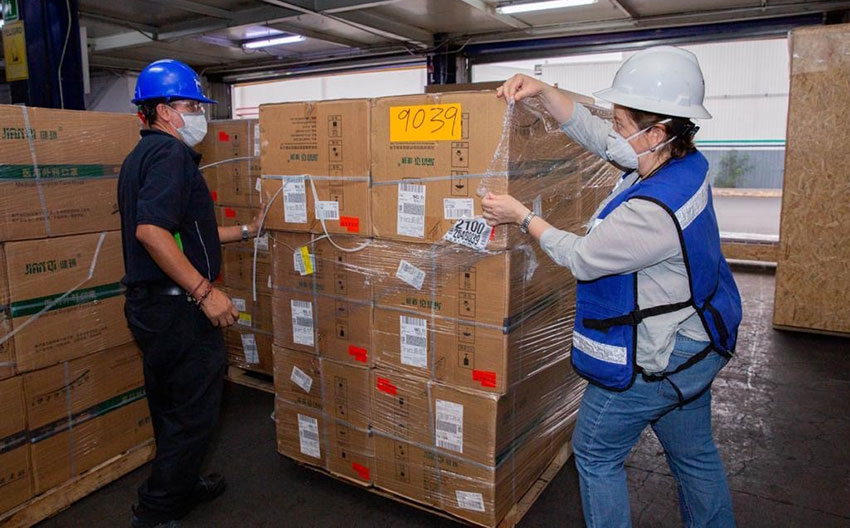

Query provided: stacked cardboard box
[198,120,275,374]
[266,92,618,526]
[0,106,153,517]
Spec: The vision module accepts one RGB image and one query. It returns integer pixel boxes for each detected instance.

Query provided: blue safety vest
[571,150,742,391]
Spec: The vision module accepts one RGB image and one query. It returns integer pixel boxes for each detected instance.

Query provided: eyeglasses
[168,101,205,114]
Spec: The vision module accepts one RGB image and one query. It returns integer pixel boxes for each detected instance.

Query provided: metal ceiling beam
[453,1,850,44]
[258,0,430,45]
[79,11,159,34]
[456,0,530,29]
[316,0,401,12]
[270,22,369,47]
[333,10,433,42]
[609,0,638,20]
[145,0,233,19]
[88,5,301,52]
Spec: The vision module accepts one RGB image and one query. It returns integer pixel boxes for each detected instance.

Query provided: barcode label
[232,297,247,312]
[395,260,426,290]
[316,200,340,220]
[237,313,253,327]
[290,366,313,394]
[241,333,259,364]
[435,399,463,454]
[253,123,261,157]
[283,176,308,223]
[443,198,474,220]
[293,249,315,276]
[400,315,427,368]
[455,491,485,513]
[443,218,492,251]
[291,300,314,346]
[297,414,321,459]
[397,183,425,238]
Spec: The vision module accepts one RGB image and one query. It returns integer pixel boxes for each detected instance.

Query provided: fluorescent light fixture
[496,0,597,14]
[243,35,305,49]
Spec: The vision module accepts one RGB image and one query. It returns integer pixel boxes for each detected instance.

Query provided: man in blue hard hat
[118,59,261,528]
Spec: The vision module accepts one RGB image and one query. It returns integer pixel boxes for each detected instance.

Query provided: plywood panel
[774,24,850,335]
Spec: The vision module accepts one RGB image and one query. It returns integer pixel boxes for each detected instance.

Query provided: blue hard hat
[132,59,216,105]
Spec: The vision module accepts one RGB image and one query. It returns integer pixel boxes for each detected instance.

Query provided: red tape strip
[218,131,230,142]
[376,377,397,396]
[472,370,497,388]
[352,462,370,481]
[348,345,368,363]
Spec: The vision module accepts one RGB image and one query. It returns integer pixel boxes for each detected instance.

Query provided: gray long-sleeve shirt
[540,103,708,373]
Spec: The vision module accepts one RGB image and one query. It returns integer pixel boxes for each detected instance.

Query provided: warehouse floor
[39,270,850,528]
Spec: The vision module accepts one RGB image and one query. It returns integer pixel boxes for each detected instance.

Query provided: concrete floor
[40,270,850,527]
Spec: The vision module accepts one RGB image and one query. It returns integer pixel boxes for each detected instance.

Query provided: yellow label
[299,246,314,276]
[389,103,462,142]
[238,313,253,326]
[2,21,28,82]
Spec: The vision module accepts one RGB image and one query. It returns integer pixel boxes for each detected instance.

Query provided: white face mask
[174,111,208,147]
[605,118,673,171]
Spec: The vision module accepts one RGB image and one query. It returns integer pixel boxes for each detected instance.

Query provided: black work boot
[191,473,227,504]
[131,505,180,528]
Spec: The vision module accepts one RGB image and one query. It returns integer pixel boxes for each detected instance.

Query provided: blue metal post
[9,0,84,109]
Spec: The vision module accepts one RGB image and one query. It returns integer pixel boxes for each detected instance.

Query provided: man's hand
[200,288,239,327]
[247,214,263,238]
[481,192,530,227]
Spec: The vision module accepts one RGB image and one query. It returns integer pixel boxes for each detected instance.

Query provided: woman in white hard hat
[483,46,741,527]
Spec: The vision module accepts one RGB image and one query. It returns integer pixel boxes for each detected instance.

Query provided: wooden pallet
[0,441,155,528]
[225,365,274,394]
[289,438,573,528]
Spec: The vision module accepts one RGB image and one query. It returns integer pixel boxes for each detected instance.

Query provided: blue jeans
[573,334,735,528]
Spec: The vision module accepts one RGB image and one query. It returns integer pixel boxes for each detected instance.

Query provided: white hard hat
[594,45,712,119]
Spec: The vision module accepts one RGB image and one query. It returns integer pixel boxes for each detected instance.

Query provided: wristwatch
[241,224,250,241]
[520,211,537,234]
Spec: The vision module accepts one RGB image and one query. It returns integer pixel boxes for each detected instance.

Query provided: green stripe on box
[29,387,146,444]
[0,164,120,180]
[10,282,124,318]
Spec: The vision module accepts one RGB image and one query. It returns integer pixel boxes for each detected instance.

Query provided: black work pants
[124,288,225,520]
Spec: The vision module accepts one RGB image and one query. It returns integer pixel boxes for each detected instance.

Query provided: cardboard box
[373,415,574,527]
[271,231,373,302]
[271,289,373,365]
[370,92,611,247]
[221,245,272,295]
[0,105,139,242]
[274,399,374,485]
[0,375,33,514]
[370,357,580,467]
[259,99,371,235]
[273,346,371,430]
[370,239,572,325]
[372,285,577,393]
[199,120,261,208]
[0,247,14,380]
[3,231,132,372]
[225,328,274,375]
[22,343,152,493]
[223,288,273,334]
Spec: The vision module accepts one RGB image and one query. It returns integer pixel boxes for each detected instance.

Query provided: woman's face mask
[605,118,673,171]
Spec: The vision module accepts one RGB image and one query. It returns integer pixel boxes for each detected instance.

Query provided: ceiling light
[243,35,305,49]
[496,0,597,15]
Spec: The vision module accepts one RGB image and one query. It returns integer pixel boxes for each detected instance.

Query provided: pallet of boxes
[262,92,619,526]
[0,106,154,526]
[196,119,276,389]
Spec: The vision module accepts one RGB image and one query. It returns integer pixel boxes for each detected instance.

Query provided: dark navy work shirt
[118,129,221,287]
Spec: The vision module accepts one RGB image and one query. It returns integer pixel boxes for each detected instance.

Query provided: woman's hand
[481,192,530,227]
[247,214,263,237]
[496,74,551,103]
